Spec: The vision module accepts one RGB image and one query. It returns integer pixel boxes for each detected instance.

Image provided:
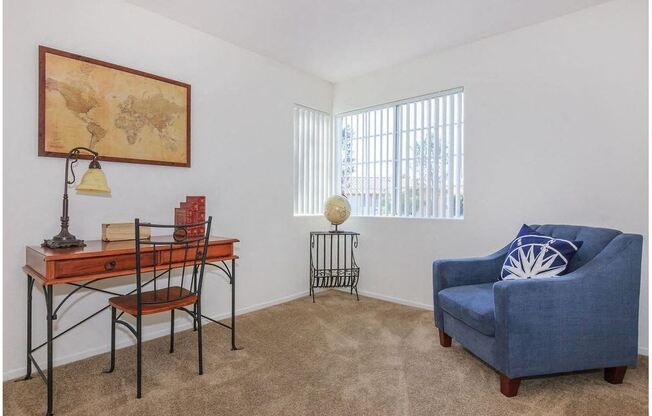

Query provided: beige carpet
[4,290,648,415]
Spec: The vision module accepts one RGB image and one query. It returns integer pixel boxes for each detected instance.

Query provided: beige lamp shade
[76,167,111,194]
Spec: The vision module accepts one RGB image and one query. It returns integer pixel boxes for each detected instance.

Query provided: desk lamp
[43,146,111,249]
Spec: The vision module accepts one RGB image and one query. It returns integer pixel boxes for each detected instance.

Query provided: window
[336,88,464,218]
[293,105,335,215]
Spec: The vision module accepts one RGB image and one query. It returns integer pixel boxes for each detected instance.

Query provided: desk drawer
[158,243,233,264]
[52,252,156,279]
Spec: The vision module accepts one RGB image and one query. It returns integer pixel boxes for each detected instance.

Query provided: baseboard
[355,289,434,311]
[3,290,309,381]
[638,347,648,356]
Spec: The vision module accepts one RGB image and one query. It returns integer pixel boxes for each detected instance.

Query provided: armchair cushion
[438,283,496,336]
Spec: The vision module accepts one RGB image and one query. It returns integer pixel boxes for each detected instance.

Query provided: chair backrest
[134,217,212,309]
[531,224,621,273]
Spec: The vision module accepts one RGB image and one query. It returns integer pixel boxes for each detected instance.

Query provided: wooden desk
[22,236,240,416]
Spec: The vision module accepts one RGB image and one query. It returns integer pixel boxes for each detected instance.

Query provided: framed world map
[39,46,191,167]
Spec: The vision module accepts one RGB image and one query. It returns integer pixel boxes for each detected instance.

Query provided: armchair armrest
[493,233,643,378]
[432,245,508,328]
[433,246,508,292]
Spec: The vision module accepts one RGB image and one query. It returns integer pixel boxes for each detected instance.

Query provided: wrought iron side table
[309,231,360,302]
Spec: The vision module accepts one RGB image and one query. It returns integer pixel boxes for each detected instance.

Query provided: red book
[186,196,206,237]
[185,203,199,236]
[186,196,206,210]
[174,204,188,236]
[175,208,186,226]
[180,202,193,220]
[183,203,202,237]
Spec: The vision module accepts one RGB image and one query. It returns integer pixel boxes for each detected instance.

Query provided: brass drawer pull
[104,260,117,271]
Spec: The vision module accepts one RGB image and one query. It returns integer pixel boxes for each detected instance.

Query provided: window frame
[335,87,464,220]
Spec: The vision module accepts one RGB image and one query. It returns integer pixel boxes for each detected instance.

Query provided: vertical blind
[336,88,464,218]
[293,105,335,215]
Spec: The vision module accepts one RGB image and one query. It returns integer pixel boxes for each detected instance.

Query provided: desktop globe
[323,195,351,231]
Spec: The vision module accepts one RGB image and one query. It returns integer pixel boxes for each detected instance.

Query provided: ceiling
[129,0,611,82]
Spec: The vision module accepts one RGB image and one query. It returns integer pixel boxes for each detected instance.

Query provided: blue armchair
[432,224,643,397]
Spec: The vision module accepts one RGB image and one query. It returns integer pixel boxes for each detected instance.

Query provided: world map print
[41,49,189,166]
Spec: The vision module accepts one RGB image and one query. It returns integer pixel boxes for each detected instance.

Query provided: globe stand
[309,230,360,302]
[329,223,344,233]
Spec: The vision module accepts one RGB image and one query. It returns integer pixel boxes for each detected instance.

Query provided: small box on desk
[101,223,151,242]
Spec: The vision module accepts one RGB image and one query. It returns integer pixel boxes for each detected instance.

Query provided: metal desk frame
[20,258,239,416]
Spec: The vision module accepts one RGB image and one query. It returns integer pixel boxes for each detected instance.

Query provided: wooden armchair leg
[500,375,521,397]
[604,366,627,384]
[438,329,452,347]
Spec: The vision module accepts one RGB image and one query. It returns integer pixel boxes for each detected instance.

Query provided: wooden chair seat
[109,286,197,316]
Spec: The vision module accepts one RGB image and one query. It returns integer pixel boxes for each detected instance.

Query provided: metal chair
[104,217,212,398]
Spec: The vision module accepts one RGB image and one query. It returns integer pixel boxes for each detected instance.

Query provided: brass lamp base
[43,229,86,249]
[42,238,86,249]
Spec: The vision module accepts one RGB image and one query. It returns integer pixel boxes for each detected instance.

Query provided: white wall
[333,0,649,353]
[3,0,332,379]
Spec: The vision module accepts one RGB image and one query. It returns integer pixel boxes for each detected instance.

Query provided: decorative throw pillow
[500,225,583,280]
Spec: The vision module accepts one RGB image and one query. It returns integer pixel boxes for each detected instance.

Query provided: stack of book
[174,196,206,238]
[101,223,151,242]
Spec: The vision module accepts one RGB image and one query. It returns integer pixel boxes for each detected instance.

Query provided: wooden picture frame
[39,46,191,167]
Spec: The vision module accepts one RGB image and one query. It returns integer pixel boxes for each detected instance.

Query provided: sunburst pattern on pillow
[500,225,583,280]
